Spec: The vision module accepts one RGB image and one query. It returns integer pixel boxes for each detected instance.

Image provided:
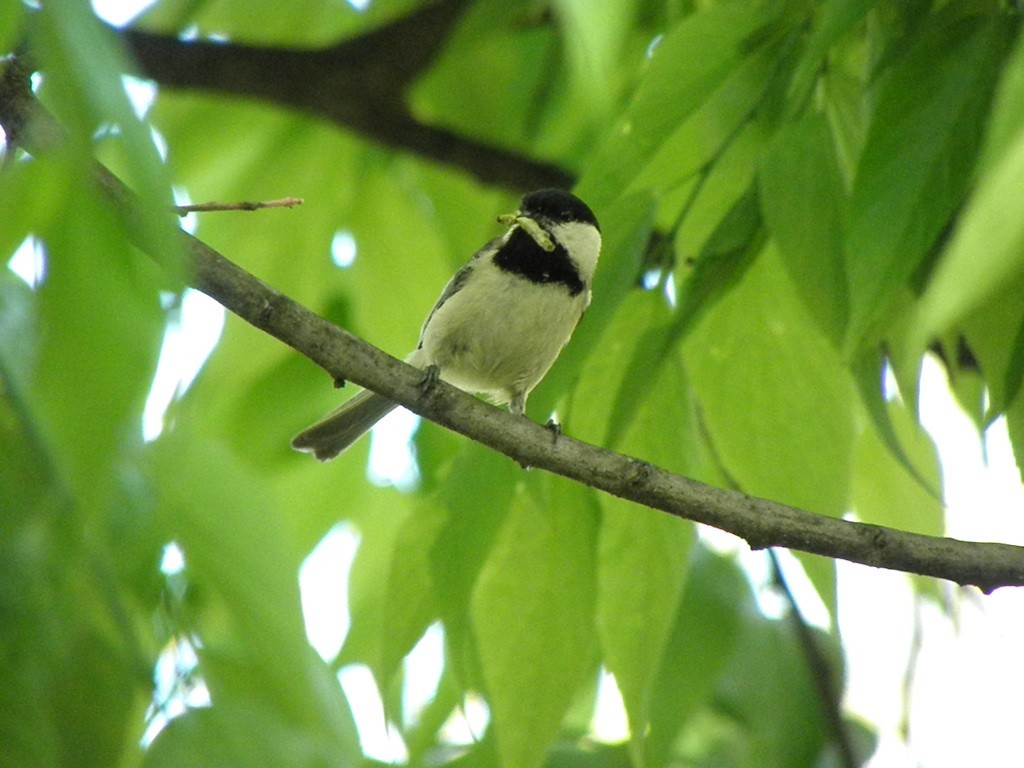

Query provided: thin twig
[174,197,303,215]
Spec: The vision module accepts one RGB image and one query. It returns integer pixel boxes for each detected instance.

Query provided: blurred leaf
[706,613,834,767]
[53,631,137,768]
[822,62,868,183]
[136,0,378,45]
[413,2,566,151]
[147,434,359,757]
[0,3,26,54]
[378,502,446,690]
[555,0,637,117]
[759,111,848,344]
[148,433,305,645]
[844,8,1013,352]
[471,477,599,768]
[429,444,518,680]
[29,171,165,518]
[644,546,748,768]
[35,1,179,270]
[566,292,701,748]
[594,349,696,752]
[0,268,37,415]
[1005,388,1024,483]
[333,489,414,673]
[144,698,346,768]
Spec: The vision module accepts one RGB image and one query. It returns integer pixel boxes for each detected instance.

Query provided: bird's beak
[497,211,556,252]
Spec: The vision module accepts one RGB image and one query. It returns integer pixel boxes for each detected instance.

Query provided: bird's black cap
[519,189,600,232]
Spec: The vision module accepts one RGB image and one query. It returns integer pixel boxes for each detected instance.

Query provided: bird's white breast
[417,262,590,404]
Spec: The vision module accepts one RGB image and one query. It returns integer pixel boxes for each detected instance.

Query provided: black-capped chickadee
[292,188,601,461]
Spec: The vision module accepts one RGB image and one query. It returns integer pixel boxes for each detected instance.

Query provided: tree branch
[140,201,1024,592]
[113,0,574,191]
[4,60,1024,593]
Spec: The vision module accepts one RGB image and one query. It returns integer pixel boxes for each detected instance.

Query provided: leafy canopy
[2,1,1022,767]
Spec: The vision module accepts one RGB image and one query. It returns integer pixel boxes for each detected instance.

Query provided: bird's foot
[418,365,441,397]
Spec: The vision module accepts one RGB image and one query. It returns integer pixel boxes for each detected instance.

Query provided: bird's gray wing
[415,236,502,349]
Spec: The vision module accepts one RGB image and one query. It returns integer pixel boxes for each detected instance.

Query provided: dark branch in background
[113,0,573,191]
[768,551,857,768]
[3,62,1024,594]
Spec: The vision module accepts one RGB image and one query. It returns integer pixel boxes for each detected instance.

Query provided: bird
[291,188,601,461]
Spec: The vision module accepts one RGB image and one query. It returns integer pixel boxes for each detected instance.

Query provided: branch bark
[4,59,1024,593]
[113,0,574,191]
[152,206,1024,592]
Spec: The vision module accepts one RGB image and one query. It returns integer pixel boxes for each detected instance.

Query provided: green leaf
[429,445,518,678]
[336,495,414,673]
[577,2,782,207]
[598,184,764,448]
[960,273,1024,420]
[593,344,696,754]
[52,631,136,768]
[683,246,855,518]
[0,3,26,58]
[135,0,363,46]
[597,505,693,757]
[850,345,941,498]
[471,477,599,768]
[853,400,943,594]
[412,2,573,153]
[912,32,1024,356]
[144,696,350,768]
[1004,388,1024,483]
[844,9,1014,352]
[627,33,783,196]
[786,0,879,113]
[564,288,673,449]
[759,111,848,344]
[674,182,765,336]
[0,268,38,430]
[683,245,855,611]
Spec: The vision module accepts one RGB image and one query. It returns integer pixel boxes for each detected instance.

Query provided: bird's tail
[291,389,398,461]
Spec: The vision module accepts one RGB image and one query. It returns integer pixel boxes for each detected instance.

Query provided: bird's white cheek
[550,221,601,283]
